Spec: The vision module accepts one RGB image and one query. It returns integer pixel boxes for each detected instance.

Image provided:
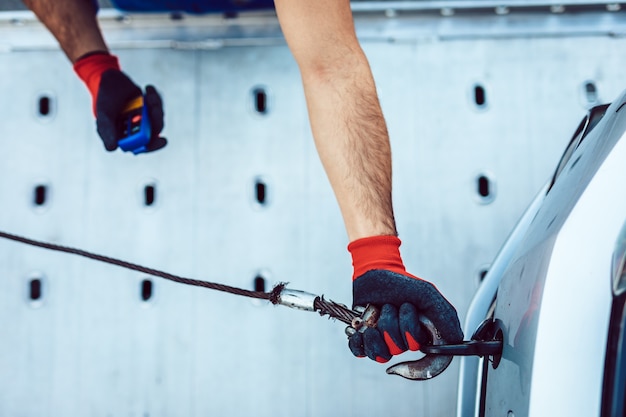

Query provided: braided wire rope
[0,230,271,300]
[0,230,359,324]
[314,298,358,325]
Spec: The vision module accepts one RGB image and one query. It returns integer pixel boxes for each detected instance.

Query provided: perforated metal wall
[1,5,626,417]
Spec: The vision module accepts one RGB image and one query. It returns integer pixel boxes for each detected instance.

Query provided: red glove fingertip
[405,331,421,351]
[383,331,405,356]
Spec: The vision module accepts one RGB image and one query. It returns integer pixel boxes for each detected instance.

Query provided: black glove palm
[96,70,166,153]
[349,270,464,362]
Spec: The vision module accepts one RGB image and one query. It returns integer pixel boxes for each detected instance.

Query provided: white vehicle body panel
[461,90,626,416]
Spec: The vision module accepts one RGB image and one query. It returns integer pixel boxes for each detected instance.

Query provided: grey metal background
[1,4,626,417]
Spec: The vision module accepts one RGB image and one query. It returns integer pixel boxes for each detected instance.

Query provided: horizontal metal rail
[0,1,625,52]
[351,0,625,12]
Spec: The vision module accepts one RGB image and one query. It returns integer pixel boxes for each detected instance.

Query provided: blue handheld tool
[117,96,151,155]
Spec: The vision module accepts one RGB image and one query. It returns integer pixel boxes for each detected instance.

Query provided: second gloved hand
[347,236,464,363]
[74,52,166,153]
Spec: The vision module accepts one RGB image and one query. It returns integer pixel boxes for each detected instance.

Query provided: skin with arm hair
[273,0,397,241]
[22,0,108,63]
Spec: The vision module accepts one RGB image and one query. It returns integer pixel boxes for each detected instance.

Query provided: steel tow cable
[0,230,357,324]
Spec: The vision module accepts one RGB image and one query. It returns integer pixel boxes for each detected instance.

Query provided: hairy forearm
[23,0,108,62]
[302,57,398,241]
[274,0,398,241]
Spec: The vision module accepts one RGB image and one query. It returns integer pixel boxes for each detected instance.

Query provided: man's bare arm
[274,0,397,241]
[22,0,108,62]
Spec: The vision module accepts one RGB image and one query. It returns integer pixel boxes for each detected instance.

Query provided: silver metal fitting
[350,304,380,332]
[277,288,318,311]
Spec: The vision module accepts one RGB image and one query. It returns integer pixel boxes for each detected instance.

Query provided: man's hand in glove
[347,235,464,363]
[73,51,166,153]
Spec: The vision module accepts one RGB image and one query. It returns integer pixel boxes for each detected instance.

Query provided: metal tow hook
[345,306,455,380]
[384,316,455,380]
[275,288,455,381]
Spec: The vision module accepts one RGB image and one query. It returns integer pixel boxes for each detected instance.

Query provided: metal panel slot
[38,95,51,116]
[474,84,487,107]
[476,173,496,204]
[253,87,268,114]
[254,275,266,292]
[144,184,156,207]
[29,278,42,301]
[478,175,491,198]
[140,279,153,302]
[479,268,489,281]
[255,178,267,206]
[584,81,598,104]
[33,184,47,206]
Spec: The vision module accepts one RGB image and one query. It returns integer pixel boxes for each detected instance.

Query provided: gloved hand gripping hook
[275,287,454,380]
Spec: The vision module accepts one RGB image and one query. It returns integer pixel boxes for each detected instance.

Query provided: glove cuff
[348,235,415,280]
[73,51,120,115]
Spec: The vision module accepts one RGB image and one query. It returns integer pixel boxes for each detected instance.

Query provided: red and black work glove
[347,235,464,363]
[73,51,166,152]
